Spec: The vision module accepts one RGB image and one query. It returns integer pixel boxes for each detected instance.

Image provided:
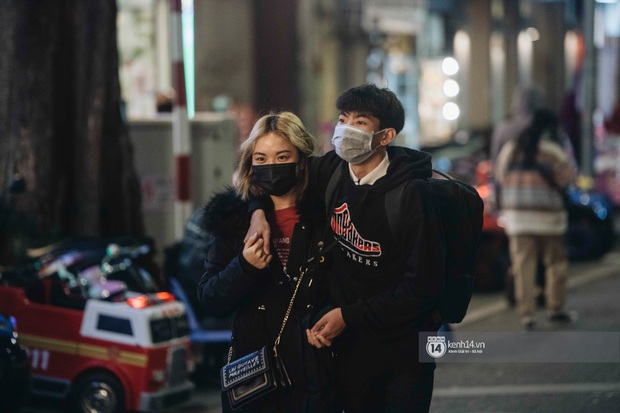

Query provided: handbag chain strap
[272,237,341,356]
[272,267,306,356]
[226,266,308,364]
[225,235,340,364]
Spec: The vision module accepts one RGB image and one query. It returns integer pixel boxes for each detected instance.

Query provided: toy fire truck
[0,277,195,413]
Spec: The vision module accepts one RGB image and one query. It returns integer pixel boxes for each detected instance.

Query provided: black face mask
[252,162,299,196]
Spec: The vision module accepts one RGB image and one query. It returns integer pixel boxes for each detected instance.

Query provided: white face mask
[331,124,385,165]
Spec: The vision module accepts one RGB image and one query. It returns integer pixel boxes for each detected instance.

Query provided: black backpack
[325,166,484,324]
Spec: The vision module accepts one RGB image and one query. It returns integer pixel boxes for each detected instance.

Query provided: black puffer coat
[197,187,337,413]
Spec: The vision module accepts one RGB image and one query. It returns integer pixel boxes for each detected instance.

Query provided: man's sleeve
[247,194,273,216]
[307,150,342,199]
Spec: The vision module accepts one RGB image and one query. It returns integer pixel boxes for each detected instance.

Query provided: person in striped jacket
[495,109,577,330]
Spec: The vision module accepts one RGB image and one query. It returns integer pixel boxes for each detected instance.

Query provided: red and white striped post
[171,0,192,239]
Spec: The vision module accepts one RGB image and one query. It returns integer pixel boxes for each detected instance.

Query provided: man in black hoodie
[249,84,445,413]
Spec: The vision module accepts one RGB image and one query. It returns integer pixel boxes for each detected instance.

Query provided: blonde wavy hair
[235,111,318,202]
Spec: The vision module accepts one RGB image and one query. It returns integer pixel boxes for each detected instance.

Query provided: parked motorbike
[0,236,163,309]
[0,313,30,413]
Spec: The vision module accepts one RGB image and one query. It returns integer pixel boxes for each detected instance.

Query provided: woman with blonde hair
[197,111,337,412]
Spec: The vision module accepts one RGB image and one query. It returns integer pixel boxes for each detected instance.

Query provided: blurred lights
[435,157,452,173]
[367,49,383,70]
[156,292,175,301]
[564,31,579,82]
[497,216,507,228]
[593,202,609,220]
[127,292,175,309]
[477,185,491,199]
[441,57,459,76]
[442,102,460,121]
[181,0,195,118]
[454,130,470,144]
[443,79,460,97]
[517,31,534,84]
[526,27,540,42]
[388,54,408,74]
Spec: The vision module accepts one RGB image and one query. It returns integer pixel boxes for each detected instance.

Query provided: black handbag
[220,268,306,410]
[221,345,291,409]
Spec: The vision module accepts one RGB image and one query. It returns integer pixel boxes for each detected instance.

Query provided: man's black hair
[335,84,405,134]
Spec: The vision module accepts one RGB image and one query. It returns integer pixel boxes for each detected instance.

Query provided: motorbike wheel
[566,220,602,261]
[474,242,510,291]
[71,372,125,413]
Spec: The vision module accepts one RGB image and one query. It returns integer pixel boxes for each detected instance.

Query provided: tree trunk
[0,0,143,264]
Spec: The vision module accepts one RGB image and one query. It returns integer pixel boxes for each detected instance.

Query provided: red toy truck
[0,279,195,413]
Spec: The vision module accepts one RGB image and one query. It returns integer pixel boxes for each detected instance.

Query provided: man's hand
[306,308,346,348]
[242,232,272,269]
[245,209,271,255]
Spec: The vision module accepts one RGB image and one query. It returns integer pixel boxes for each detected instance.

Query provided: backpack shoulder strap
[384,180,408,241]
[431,168,453,181]
[384,169,445,241]
[325,161,343,215]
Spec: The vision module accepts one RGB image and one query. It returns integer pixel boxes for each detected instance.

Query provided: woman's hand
[306,308,346,348]
[245,209,271,255]
[243,232,272,269]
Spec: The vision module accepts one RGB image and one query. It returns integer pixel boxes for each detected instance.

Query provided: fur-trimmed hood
[200,186,248,239]
[200,186,326,239]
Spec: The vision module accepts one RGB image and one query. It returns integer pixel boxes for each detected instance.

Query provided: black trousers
[335,341,435,413]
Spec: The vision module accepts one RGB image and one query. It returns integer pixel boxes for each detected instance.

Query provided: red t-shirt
[268,205,299,269]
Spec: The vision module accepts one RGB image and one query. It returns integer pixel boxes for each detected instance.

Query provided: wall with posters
[129,114,237,260]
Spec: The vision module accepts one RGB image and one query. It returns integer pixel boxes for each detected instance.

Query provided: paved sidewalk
[455,248,620,331]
